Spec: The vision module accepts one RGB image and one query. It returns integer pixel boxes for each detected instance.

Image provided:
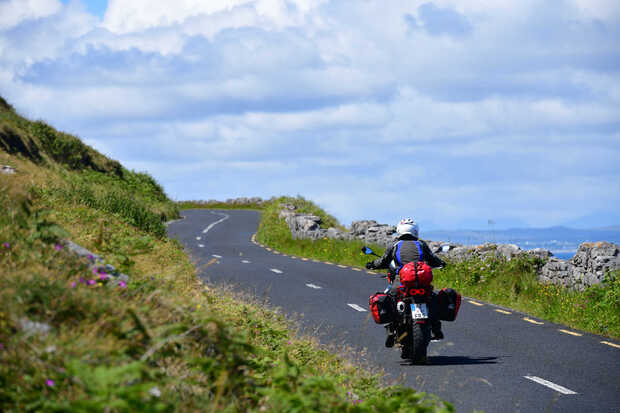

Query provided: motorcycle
[363,245,437,364]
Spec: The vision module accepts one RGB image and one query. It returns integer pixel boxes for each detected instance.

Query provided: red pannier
[437,288,462,321]
[399,261,433,288]
[369,292,396,324]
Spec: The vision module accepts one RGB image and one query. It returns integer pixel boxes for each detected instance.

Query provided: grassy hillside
[0,98,452,412]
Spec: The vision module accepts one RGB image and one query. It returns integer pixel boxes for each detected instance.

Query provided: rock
[350,220,396,247]
[1,165,15,174]
[327,227,347,240]
[20,317,51,337]
[526,248,553,260]
[63,239,131,284]
[495,244,522,260]
[285,213,323,239]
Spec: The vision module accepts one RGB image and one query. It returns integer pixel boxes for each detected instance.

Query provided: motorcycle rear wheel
[403,323,429,364]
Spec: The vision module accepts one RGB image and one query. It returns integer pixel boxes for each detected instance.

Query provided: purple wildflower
[99,274,108,281]
[0,342,4,350]
[87,254,95,262]
[46,379,54,387]
[87,279,96,286]
[118,281,127,289]
[79,277,86,284]
[3,243,9,249]
[54,244,63,251]
[70,282,76,288]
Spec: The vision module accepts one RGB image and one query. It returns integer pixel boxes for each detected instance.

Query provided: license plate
[411,303,429,320]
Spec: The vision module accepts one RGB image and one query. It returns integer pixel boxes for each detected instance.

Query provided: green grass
[255,196,620,340]
[433,256,620,338]
[256,196,368,267]
[0,97,452,412]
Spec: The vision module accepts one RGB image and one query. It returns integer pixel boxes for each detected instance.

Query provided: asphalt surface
[167,209,620,413]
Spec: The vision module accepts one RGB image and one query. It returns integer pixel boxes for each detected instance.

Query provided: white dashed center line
[241,260,251,264]
[212,254,222,258]
[198,244,205,248]
[524,376,577,395]
[202,213,229,234]
[347,303,367,312]
[270,268,283,274]
[196,237,201,240]
[305,283,322,289]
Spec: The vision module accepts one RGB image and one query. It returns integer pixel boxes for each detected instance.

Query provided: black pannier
[369,292,396,324]
[437,288,462,321]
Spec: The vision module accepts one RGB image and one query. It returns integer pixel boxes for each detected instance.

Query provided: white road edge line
[305,283,322,289]
[347,303,367,312]
[202,212,230,234]
[524,376,577,395]
[270,268,283,274]
[241,260,251,264]
[212,254,222,258]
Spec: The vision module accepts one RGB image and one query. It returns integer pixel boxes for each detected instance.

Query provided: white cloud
[1,0,619,229]
[102,0,327,34]
[0,0,61,31]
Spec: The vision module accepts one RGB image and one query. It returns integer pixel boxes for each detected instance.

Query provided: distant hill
[424,226,620,254]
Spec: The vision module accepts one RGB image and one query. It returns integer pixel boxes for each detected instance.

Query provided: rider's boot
[385,323,396,348]
[431,320,444,340]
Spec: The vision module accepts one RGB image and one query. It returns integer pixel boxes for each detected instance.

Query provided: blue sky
[1,0,619,230]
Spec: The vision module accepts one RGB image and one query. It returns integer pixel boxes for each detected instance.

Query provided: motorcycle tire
[404,323,429,364]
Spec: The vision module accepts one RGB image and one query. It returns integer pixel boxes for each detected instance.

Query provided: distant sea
[424,227,620,261]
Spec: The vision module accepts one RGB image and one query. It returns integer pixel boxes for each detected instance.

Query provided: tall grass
[434,257,620,338]
[32,170,178,238]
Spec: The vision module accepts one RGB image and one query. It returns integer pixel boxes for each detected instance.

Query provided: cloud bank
[2,0,619,229]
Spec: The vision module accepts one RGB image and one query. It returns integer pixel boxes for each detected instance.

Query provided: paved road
[168,210,620,413]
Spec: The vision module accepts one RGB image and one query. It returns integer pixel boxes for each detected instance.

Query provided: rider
[366,218,446,346]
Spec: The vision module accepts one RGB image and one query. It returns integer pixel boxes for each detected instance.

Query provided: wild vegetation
[0,98,452,412]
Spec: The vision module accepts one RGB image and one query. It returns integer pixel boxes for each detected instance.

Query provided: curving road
[167,209,620,413]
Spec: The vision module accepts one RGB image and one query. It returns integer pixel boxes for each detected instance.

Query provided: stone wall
[276,204,620,290]
[539,242,620,290]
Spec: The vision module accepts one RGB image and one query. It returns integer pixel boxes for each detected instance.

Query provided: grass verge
[256,197,620,340]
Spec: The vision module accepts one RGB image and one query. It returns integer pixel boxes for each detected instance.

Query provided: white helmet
[397,218,419,239]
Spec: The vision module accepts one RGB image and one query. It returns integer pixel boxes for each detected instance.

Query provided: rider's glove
[365,262,374,269]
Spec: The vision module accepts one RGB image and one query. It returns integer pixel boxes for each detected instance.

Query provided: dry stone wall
[276,204,620,290]
[540,242,620,290]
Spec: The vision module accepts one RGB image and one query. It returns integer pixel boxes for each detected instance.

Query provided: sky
[1,0,619,230]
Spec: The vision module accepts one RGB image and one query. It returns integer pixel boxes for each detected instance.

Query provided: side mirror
[362,246,374,255]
